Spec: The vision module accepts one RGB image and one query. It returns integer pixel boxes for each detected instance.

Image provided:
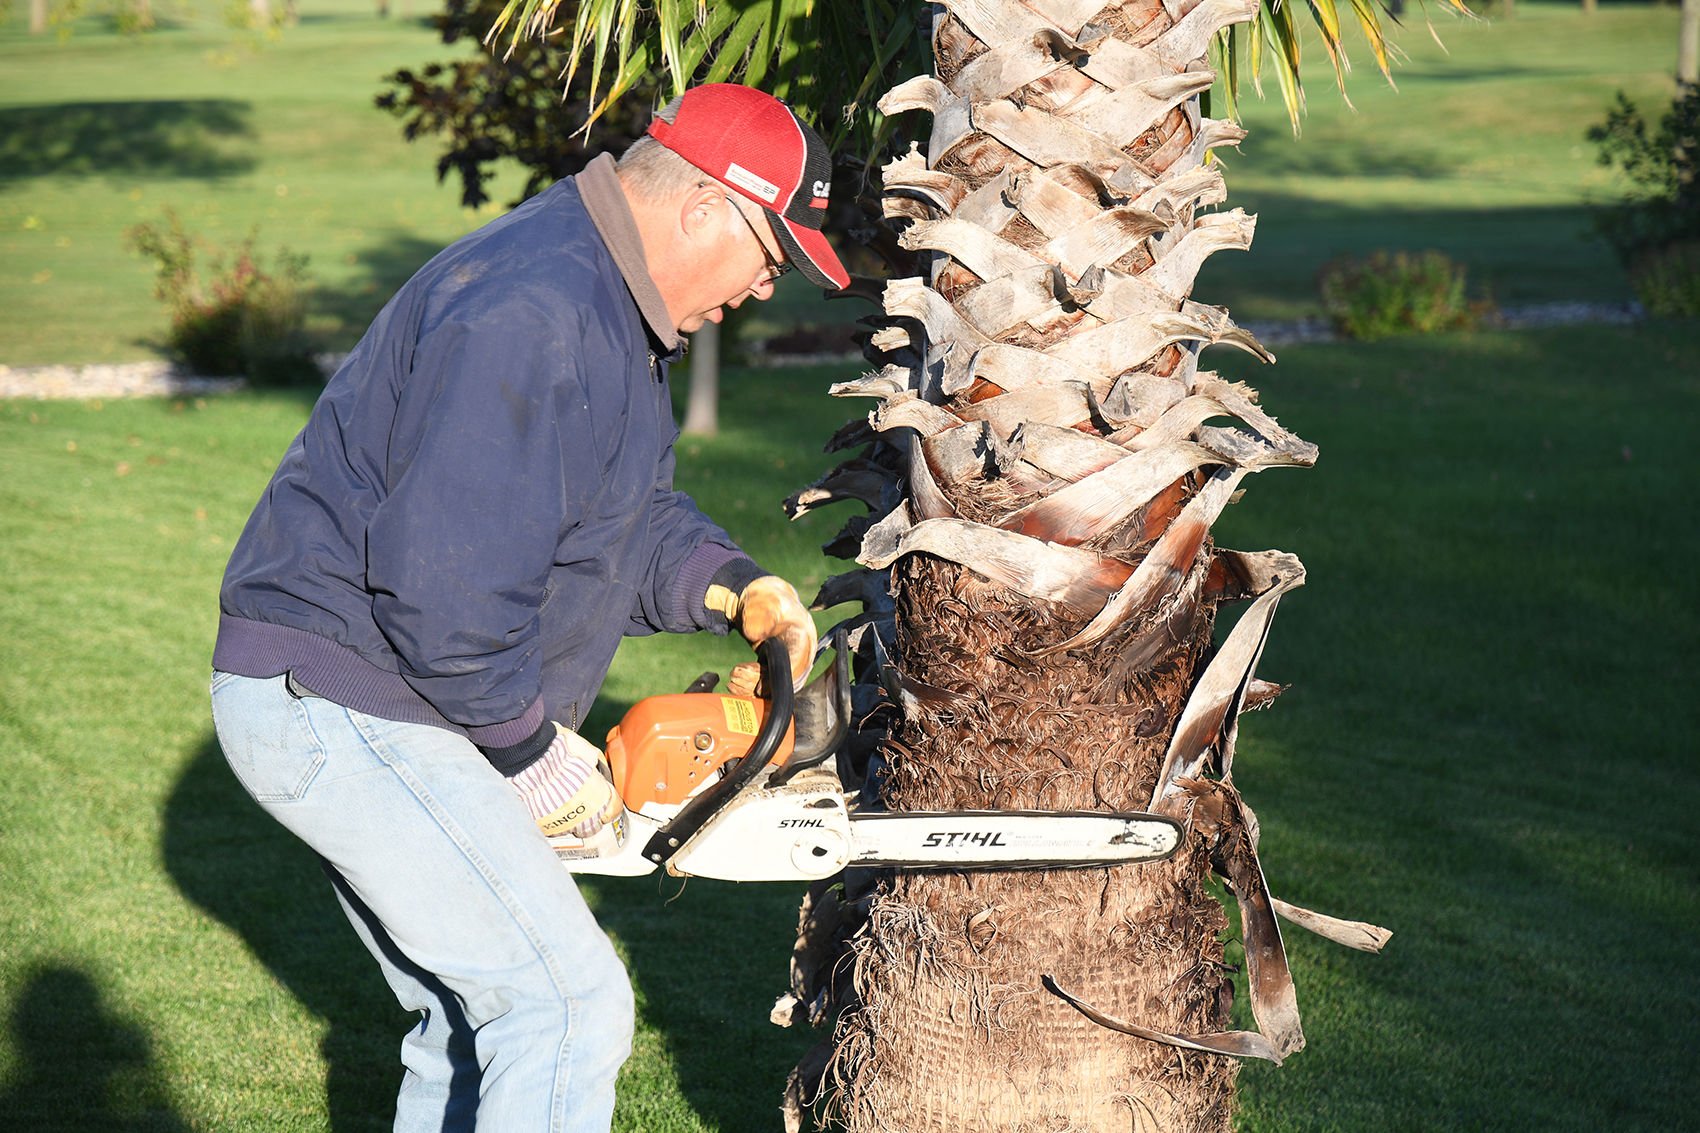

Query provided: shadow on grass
[1229,129,1454,181]
[582,870,817,1130]
[162,723,815,1131]
[162,737,400,1133]
[307,234,446,351]
[0,964,193,1131]
[284,6,436,26]
[1192,194,1626,317]
[0,100,256,184]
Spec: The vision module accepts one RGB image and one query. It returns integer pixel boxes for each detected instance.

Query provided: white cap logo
[724,162,779,204]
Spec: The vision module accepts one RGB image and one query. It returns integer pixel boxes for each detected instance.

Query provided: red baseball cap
[646,84,849,291]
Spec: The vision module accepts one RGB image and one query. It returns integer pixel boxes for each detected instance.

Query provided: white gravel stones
[0,304,1650,400]
[0,360,245,400]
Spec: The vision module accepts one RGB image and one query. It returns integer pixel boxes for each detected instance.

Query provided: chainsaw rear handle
[640,636,794,869]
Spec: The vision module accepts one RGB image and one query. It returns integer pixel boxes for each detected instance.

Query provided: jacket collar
[577,153,681,354]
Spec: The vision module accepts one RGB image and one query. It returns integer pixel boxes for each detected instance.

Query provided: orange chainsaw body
[603,692,796,811]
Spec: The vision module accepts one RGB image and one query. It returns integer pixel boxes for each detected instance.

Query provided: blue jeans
[210,672,634,1132]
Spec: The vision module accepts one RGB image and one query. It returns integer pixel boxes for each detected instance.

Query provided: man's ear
[678,183,724,245]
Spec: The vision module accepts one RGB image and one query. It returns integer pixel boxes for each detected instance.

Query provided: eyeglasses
[724,194,792,285]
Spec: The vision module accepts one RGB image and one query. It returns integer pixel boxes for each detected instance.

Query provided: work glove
[706,574,817,692]
[507,725,627,856]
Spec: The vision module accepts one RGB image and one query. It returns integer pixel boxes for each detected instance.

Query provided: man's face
[677,193,788,334]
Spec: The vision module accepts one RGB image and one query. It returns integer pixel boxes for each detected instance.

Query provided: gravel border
[0,302,1648,401]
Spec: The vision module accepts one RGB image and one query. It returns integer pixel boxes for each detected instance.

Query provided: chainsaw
[558,635,1182,881]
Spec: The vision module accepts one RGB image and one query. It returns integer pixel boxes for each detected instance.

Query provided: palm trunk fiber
[834,558,1236,1132]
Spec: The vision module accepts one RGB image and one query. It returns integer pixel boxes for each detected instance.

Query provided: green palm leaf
[491,0,1469,162]
[486,0,928,155]
[489,0,1462,148]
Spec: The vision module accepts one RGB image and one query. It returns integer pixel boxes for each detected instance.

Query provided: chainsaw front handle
[639,636,794,869]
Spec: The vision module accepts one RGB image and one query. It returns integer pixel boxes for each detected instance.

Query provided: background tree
[488,0,1454,1127]
[16,0,154,34]
[1682,0,1698,85]
[377,0,659,211]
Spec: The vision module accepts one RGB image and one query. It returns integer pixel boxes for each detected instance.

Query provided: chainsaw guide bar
[846,809,1182,871]
[559,637,1184,882]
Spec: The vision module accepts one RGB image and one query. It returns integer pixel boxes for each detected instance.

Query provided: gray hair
[616,96,704,203]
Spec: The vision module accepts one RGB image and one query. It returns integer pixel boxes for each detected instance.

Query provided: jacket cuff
[469,699,549,771]
[478,714,555,776]
[709,557,767,598]
[673,542,762,633]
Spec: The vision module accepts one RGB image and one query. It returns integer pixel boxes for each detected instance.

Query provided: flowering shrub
[126,209,318,384]
[1317,250,1481,341]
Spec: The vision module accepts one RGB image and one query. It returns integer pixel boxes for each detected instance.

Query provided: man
[209,84,849,1132]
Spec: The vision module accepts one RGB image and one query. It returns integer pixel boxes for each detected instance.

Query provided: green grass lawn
[3,323,1698,1130]
[0,0,1685,365]
[1209,323,1700,1130]
[3,0,1698,1129]
[0,0,529,367]
[1197,1,1683,319]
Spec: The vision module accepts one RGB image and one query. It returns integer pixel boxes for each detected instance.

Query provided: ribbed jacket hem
[211,614,545,749]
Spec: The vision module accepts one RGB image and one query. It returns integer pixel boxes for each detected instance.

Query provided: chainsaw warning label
[720,697,759,736]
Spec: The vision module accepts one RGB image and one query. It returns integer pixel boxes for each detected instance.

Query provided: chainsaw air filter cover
[603,693,797,811]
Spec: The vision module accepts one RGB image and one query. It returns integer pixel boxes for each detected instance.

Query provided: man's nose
[732,279,775,308]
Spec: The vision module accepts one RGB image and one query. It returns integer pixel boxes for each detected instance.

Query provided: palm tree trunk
[776,1,1381,1128]
[834,563,1236,1130]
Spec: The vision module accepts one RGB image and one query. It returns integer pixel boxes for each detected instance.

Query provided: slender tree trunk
[30,0,48,35]
[1582,0,1597,14]
[250,0,269,27]
[779,1,1361,1129]
[1681,0,1699,83]
[682,321,720,436]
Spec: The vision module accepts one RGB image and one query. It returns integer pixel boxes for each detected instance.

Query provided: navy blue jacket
[214,166,753,759]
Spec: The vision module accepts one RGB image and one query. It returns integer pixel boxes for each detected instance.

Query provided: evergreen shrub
[1588,83,1700,317]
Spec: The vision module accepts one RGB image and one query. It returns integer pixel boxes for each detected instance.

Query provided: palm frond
[1260,0,1307,134]
[486,0,927,160]
[1213,0,1470,134]
[495,0,1469,151]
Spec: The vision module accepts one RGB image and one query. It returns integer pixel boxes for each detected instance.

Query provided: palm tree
[488,1,1449,1127]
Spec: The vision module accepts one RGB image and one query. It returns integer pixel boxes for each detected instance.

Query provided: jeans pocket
[211,674,329,804]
